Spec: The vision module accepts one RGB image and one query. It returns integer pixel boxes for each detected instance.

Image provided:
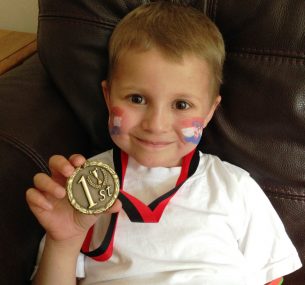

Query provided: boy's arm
[27,154,92,285]
[27,154,122,284]
[32,234,85,285]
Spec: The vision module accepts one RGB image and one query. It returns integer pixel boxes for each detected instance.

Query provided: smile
[135,137,173,148]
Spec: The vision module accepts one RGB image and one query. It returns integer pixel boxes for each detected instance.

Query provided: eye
[174,100,191,110]
[129,94,146,105]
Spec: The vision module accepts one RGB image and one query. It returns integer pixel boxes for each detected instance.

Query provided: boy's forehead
[113,47,212,80]
[117,46,207,64]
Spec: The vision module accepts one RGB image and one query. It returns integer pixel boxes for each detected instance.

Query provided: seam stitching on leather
[267,194,305,203]
[0,132,49,174]
[39,15,117,29]
[39,9,119,22]
[228,52,305,64]
[264,187,305,197]
[213,0,218,22]
[231,48,305,57]
[205,0,213,19]
[208,0,218,22]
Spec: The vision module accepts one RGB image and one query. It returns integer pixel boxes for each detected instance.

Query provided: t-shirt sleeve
[237,176,302,284]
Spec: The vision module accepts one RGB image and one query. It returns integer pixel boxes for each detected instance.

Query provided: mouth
[135,137,173,148]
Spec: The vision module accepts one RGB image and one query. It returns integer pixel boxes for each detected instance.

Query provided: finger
[49,155,75,178]
[33,173,66,199]
[26,188,53,211]
[69,154,87,168]
[106,199,122,214]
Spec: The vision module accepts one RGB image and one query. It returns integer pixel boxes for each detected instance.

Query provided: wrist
[45,233,85,256]
[33,234,83,285]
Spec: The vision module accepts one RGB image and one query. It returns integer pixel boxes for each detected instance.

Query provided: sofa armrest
[0,54,91,284]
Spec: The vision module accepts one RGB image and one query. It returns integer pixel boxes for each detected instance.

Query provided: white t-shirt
[35,150,302,284]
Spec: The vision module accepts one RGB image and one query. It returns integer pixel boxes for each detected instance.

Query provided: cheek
[177,117,205,145]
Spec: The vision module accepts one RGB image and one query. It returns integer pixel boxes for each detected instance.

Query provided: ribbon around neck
[81,146,200,261]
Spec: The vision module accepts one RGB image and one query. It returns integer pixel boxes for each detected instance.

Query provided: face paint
[179,118,205,145]
[109,107,124,136]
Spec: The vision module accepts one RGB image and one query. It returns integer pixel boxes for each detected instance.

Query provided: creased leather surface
[203,1,305,283]
[0,55,91,284]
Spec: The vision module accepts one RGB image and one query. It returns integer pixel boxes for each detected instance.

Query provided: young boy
[26,2,302,285]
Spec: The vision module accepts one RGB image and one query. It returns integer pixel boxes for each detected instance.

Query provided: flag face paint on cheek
[179,118,205,145]
[109,107,124,136]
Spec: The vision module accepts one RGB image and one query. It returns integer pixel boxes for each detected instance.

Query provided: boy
[26,2,301,285]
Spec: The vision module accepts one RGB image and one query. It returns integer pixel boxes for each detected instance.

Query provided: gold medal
[66,161,120,214]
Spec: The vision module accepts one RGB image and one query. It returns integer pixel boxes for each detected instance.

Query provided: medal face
[66,161,120,214]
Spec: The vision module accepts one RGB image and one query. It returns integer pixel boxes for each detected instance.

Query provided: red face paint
[109,107,124,136]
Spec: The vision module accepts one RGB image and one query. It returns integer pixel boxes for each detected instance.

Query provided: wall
[0,0,38,33]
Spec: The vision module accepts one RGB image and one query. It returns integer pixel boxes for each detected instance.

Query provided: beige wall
[0,0,38,33]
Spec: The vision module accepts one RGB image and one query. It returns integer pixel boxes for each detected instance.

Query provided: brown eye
[130,95,146,104]
[174,100,190,110]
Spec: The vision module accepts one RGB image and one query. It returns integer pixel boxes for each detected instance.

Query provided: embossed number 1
[78,175,97,208]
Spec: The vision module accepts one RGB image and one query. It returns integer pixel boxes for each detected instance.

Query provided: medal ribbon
[81,146,200,261]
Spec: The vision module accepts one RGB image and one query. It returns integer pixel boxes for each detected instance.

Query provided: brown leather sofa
[0,0,304,284]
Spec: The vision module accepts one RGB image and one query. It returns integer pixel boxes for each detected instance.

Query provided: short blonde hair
[107,1,225,97]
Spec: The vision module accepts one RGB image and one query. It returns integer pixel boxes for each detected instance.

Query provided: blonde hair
[107,1,225,97]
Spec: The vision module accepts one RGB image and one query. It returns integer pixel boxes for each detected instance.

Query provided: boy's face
[102,48,220,167]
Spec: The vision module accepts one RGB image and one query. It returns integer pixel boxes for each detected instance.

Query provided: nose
[141,106,171,133]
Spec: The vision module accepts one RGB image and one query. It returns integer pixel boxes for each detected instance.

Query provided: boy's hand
[26,154,122,243]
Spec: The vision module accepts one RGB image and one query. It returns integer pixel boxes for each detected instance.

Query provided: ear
[101,80,111,111]
[203,95,221,128]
